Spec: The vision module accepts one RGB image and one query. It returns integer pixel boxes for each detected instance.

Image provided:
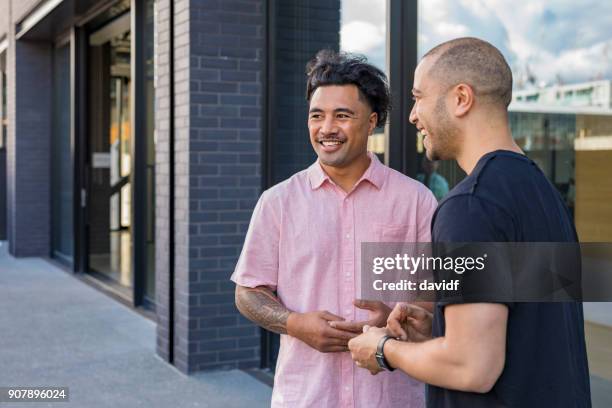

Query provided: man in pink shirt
[232,50,437,407]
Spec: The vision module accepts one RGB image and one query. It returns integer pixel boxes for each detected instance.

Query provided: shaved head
[423,37,513,109]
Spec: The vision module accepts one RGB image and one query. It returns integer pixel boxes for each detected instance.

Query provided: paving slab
[0,243,272,408]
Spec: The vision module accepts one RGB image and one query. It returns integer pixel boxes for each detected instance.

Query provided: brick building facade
[0,0,420,375]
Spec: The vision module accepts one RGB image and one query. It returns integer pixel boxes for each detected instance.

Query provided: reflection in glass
[0,55,5,242]
[143,0,156,304]
[416,158,449,201]
[88,17,133,293]
[1,63,6,148]
[417,0,612,237]
[340,0,387,159]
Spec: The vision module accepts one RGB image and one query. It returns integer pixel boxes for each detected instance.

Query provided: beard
[425,96,460,161]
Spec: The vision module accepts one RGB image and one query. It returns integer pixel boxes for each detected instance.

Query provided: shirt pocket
[374,223,416,242]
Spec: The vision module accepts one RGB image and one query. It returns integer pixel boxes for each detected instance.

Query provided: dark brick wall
[172,0,192,372]
[155,0,265,373]
[181,0,265,373]
[6,37,52,257]
[271,0,340,183]
[155,0,173,364]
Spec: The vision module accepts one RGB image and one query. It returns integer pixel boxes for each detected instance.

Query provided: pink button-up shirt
[232,153,437,407]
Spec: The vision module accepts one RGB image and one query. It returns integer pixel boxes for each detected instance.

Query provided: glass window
[143,0,156,305]
[1,52,6,149]
[0,52,6,242]
[340,0,387,160]
[418,1,612,240]
[88,13,133,293]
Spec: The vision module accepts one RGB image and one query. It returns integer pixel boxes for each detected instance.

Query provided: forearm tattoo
[236,286,291,335]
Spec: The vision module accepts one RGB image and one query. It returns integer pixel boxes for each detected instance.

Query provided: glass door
[0,53,7,241]
[82,3,156,308]
[109,54,132,288]
[87,14,133,295]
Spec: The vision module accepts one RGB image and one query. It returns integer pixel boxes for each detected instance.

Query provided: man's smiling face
[409,56,461,161]
[308,84,376,169]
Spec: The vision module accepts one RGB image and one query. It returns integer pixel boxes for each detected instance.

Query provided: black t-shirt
[427,150,591,408]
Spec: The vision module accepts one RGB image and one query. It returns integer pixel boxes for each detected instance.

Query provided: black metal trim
[109,174,130,195]
[131,0,146,307]
[260,0,276,370]
[262,0,275,190]
[387,0,418,177]
[72,26,88,274]
[75,0,127,28]
[168,0,176,366]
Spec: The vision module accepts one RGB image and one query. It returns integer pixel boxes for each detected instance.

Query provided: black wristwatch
[375,335,396,371]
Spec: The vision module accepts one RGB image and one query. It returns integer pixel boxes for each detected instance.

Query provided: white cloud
[341,0,386,27]
[529,40,612,84]
[458,0,492,19]
[340,21,385,54]
[418,0,612,87]
[419,0,448,23]
[340,1,388,71]
[435,22,469,38]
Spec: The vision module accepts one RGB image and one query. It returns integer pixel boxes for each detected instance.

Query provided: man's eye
[310,114,322,120]
[337,114,349,118]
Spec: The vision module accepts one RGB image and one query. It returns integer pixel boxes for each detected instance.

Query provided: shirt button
[344,386,350,392]
[345,233,350,239]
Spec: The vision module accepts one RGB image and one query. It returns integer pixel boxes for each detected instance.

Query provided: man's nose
[409,104,417,125]
[320,117,337,136]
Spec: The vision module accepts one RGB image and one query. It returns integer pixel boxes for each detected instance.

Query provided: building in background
[513,80,612,109]
[0,0,610,377]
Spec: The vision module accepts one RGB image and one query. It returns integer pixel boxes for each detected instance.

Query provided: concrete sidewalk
[2,242,611,407]
[0,243,272,408]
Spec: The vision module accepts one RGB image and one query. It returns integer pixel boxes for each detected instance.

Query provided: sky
[340,0,387,72]
[340,0,612,89]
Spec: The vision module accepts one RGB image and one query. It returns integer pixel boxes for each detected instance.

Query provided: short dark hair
[305,50,391,128]
[423,37,513,108]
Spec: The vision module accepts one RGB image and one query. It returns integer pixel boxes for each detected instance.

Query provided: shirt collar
[307,151,386,190]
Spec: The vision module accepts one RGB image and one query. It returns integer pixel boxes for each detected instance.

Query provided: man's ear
[452,83,475,118]
[368,112,378,135]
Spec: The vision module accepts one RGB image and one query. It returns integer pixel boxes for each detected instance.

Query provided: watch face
[375,354,387,370]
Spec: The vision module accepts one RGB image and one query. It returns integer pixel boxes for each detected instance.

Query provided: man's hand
[328,300,392,333]
[348,325,388,375]
[386,303,433,342]
[287,311,358,353]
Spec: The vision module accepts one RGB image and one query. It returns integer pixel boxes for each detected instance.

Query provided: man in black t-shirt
[348,37,591,407]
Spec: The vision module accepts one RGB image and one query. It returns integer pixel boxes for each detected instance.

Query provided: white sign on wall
[92,152,111,169]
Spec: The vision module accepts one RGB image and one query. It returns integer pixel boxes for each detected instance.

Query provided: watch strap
[375,335,396,371]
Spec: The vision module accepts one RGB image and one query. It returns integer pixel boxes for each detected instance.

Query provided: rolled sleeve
[231,190,280,290]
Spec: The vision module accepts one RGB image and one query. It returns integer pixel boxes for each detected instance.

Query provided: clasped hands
[348,303,433,375]
[287,299,391,353]
[286,300,432,376]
